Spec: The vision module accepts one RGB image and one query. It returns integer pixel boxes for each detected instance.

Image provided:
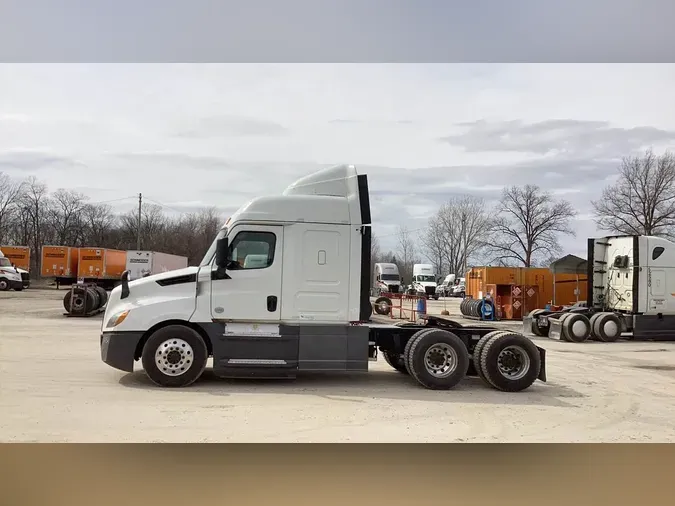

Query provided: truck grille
[425,286,435,295]
[388,285,400,293]
[20,272,29,283]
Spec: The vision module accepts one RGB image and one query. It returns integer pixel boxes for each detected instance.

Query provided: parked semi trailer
[524,235,675,342]
[0,246,30,288]
[41,246,79,286]
[78,248,126,290]
[100,165,547,391]
[125,250,188,281]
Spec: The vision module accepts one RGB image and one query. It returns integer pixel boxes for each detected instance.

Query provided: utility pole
[137,193,142,250]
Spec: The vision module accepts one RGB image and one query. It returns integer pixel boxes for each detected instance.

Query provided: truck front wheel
[141,325,208,388]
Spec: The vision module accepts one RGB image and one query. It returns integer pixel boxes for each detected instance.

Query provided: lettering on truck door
[210,225,283,327]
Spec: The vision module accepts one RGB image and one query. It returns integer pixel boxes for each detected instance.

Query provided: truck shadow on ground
[118,369,583,408]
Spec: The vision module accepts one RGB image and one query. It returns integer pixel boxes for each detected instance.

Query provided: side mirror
[215,237,229,269]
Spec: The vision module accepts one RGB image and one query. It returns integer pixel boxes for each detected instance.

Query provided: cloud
[0,149,85,172]
[172,115,289,138]
[440,119,675,157]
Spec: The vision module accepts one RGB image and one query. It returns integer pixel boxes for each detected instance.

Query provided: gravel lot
[2,287,675,442]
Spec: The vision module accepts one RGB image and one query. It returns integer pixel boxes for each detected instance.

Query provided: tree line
[0,175,223,274]
[372,148,675,285]
[1,148,674,281]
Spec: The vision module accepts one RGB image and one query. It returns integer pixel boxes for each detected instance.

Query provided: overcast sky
[1,63,675,258]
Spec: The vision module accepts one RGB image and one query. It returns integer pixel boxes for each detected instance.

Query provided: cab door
[211,224,283,323]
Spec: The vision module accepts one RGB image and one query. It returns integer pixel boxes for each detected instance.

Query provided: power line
[143,197,186,214]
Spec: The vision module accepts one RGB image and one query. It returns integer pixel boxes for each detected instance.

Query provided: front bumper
[100,330,145,373]
[9,279,23,290]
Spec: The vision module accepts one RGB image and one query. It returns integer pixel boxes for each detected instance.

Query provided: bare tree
[421,195,489,277]
[19,176,53,272]
[486,185,576,267]
[0,172,25,244]
[396,225,419,284]
[592,149,675,237]
[49,189,89,245]
[419,214,445,277]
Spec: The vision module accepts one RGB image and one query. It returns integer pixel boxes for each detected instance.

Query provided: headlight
[106,310,130,328]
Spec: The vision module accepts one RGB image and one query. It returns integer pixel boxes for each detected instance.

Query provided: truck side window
[652,247,665,260]
[227,231,276,270]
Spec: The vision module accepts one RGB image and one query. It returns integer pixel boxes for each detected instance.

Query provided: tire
[480,332,542,392]
[63,290,87,313]
[529,309,545,337]
[0,278,9,291]
[85,287,100,312]
[458,292,465,299]
[562,313,591,343]
[141,325,209,387]
[557,313,573,342]
[374,296,392,315]
[403,328,437,374]
[593,312,622,343]
[472,330,509,384]
[382,350,409,374]
[588,312,603,341]
[94,286,109,307]
[407,329,470,390]
[433,295,439,300]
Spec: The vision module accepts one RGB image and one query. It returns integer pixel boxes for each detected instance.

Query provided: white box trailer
[125,251,188,281]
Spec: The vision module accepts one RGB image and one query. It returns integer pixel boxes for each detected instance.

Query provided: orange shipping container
[78,248,126,280]
[1,245,30,271]
[41,246,79,278]
[465,266,587,308]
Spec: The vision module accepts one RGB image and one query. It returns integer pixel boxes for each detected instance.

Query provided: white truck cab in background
[412,263,438,299]
[373,262,401,294]
[0,248,24,291]
[436,274,456,297]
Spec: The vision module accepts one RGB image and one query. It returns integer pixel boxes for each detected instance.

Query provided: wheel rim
[423,343,458,378]
[604,320,619,337]
[571,320,588,337]
[0,280,7,290]
[497,346,530,380]
[73,297,84,309]
[379,301,389,312]
[155,338,195,376]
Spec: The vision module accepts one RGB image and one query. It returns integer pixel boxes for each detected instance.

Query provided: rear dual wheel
[474,331,542,392]
[404,328,470,390]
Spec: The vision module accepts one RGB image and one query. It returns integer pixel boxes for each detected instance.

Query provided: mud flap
[547,317,564,341]
[522,315,535,336]
[537,346,547,382]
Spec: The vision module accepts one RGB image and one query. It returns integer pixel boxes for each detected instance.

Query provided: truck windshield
[199,229,227,267]
[416,275,435,282]
[381,274,399,281]
[0,257,11,267]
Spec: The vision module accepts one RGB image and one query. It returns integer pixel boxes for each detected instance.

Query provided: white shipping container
[126,251,188,280]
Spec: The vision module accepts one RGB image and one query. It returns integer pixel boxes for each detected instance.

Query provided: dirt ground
[2,287,675,442]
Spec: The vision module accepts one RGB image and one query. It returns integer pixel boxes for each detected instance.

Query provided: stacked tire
[380,328,542,392]
[63,285,109,315]
[460,298,494,318]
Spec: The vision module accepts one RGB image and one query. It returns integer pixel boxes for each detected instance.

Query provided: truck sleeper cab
[100,165,547,392]
[523,235,675,343]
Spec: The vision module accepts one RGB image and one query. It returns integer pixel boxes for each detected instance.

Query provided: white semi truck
[524,234,675,342]
[100,165,547,391]
[372,262,401,295]
[126,250,189,281]
[411,263,438,300]
[0,248,24,291]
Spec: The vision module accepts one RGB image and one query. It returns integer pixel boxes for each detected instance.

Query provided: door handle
[267,295,278,312]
